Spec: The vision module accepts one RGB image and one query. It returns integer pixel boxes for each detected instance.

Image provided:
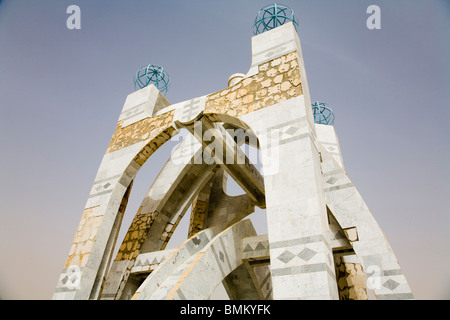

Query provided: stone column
[242,96,339,300]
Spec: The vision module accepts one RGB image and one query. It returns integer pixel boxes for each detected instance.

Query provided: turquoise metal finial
[134,64,170,95]
[254,3,298,35]
[312,101,335,125]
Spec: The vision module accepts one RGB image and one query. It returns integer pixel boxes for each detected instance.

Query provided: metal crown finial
[254,3,298,35]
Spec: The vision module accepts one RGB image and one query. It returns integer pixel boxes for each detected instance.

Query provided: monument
[53,4,413,300]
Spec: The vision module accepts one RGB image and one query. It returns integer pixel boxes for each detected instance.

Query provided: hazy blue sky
[0,0,449,299]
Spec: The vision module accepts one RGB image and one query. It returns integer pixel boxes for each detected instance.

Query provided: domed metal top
[253,3,298,35]
[312,101,335,126]
[134,64,170,95]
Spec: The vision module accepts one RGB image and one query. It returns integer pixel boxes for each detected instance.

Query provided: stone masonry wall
[335,256,368,300]
[205,51,302,118]
[106,110,175,154]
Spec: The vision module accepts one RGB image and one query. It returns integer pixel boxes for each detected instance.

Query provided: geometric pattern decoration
[131,249,175,274]
[134,64,170,95]
[277,250,295,263]
[312,101,335,125]
[383,279,400,291]
[277,247,317,263]
[297,247,317,261]
[254,3,299,35]
[326,177,337,185]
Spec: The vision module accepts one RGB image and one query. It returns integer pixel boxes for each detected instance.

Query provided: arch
[101,114,267,300]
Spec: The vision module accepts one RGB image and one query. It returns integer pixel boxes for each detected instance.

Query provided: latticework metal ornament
[254,3,298,35]
[134,64,170,95]
[312,101,335,125]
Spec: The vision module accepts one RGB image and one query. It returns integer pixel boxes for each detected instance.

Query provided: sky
[0,0,449,300]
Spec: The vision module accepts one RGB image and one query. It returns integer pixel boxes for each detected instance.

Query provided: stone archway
[100,114,269,300]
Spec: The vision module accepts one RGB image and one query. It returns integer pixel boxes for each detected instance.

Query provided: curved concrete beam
[135,219,257,300]
[132,225,224,300]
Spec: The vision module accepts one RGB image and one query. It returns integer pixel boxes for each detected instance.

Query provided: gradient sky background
[0,0,449,300]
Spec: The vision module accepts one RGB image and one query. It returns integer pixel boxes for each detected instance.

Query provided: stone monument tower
[53,4,413,300]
